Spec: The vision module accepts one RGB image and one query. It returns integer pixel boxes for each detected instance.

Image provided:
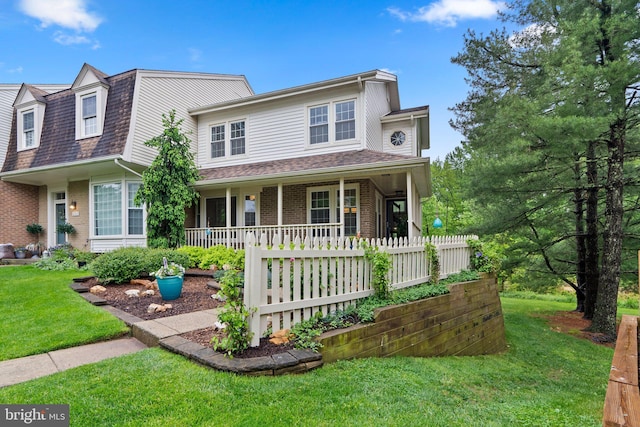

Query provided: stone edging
[70,279,323,376]
[159,335,323,376]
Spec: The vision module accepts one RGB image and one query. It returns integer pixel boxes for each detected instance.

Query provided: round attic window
[391,131,405,147]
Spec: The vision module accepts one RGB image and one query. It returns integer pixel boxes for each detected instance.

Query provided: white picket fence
[243,233,477,346]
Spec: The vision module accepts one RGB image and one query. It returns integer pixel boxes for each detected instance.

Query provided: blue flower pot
[156,276,184,300]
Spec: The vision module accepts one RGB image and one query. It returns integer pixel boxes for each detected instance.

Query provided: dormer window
[73,83,108,140]
[82,94,97,136]
[23,110,35,148]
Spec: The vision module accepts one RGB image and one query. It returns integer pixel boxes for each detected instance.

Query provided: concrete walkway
[0,338,147,388]
[0,309,220,388]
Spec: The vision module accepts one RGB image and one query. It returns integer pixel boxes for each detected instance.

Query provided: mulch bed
[85,270,295,357]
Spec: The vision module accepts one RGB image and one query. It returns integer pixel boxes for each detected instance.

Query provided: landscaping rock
[90,285,107,294]
[125,289,140,298]
[0,244,15,259]
[142,290,155,296]
[269,329,291,345]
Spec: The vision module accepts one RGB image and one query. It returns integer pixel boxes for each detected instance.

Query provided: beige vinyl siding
[129,74,252,166]
[197,86,364,168]
[382,119,414,156]
[0,86,19,168]
[364,81,391,152]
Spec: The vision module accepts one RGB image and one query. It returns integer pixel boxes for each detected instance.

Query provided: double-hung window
[308,100,356,145]
[230,121,245,155]
[308,184,359,236]
[210,120,246,159]
[82,94,97,136]
[309,106,329,144]
[127,183,144,235]
[211,125,225,158]
[310,190,330,224]
[22,111,34,148]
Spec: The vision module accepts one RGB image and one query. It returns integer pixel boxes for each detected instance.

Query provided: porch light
[433,216,443,229]
[249,194,256,201]
[69,201,77,210]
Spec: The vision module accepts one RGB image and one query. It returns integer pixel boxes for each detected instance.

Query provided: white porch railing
[243,232,477,347]
[184,224,342,250]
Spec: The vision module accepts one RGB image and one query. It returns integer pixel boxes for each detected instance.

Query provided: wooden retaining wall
[603,315,640,427]
[318,274,506,363]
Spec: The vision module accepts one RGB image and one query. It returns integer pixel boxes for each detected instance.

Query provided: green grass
[0,266,128,361]
[0,296,618,426]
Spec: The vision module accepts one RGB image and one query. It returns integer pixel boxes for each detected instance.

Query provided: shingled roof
[198,149,426,182]
[2,70,136,173]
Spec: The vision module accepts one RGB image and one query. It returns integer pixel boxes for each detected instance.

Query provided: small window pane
[82,95,97,118]
[23,111,34,130]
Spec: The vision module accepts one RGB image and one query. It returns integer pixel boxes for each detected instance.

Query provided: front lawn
[0,296,618,426]
[0,266,128,361]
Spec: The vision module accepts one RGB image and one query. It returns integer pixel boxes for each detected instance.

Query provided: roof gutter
[0,155,121,180]
[115,158,142,177]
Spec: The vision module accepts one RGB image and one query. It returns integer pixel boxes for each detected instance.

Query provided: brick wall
[258,179,376,236]
[0,181,40,246]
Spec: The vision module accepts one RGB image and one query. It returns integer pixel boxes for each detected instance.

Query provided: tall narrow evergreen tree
[135,110,200,249]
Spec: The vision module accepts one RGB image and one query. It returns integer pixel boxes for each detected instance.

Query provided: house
[0,64,431,252]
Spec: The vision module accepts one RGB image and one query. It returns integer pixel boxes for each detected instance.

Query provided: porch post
[339,178,345,238]
[406,172,414,239]
[277,183,283,239]
[226,187,232,247]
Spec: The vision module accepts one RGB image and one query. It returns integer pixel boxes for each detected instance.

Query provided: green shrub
[33,257,80,271]
[198,245,245,270]
[91,247,189,284]
[176,246,207,268]
[290,308,357,351]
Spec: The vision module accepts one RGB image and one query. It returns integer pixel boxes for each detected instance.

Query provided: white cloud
[19,0,102,32]
[54,31,89,45]
[388,0,504,27]
[8,66,24,74]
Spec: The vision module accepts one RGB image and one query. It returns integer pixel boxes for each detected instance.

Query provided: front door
[206,197,237,227]
[386,199,407,239]
[55,194,66,245]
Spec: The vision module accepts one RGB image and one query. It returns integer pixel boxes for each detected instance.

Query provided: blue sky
[0,0,506,160]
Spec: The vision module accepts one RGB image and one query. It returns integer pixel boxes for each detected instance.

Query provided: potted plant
[152,257,185,300]
[26,223,45,256]
[57,222,76,235]
[14,247,27,259]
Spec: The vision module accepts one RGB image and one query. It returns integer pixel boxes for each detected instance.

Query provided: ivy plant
[362,242,391,298]
[211,271,254,357]
[135,110,200,249]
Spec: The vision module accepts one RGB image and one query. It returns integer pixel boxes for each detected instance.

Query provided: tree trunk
[574,157,586,312]
[591,120,625,339]
[583,140,599,319]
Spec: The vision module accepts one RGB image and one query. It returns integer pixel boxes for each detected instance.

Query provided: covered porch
[184,151,431,249]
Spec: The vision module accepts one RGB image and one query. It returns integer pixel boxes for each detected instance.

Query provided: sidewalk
[0,338,147,388]
[0,309,219,388]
